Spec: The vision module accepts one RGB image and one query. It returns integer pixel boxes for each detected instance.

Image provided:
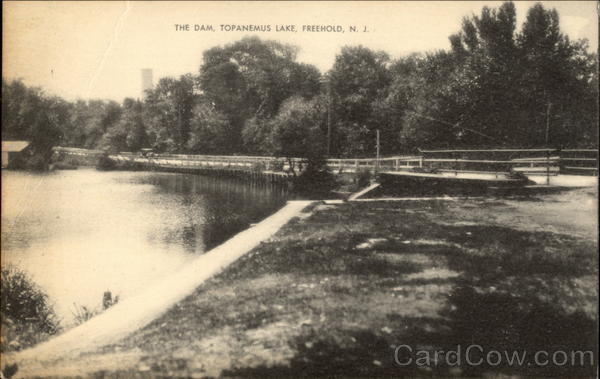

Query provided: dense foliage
[2,80,65,161]
[2,3,597,161]
[1,265,60,352]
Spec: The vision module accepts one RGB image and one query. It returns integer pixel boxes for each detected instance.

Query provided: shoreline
[6,188,597,377]
[7,200,313,374]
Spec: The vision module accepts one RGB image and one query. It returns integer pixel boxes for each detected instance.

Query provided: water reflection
[130,172,288,251]
[1,169,287,325]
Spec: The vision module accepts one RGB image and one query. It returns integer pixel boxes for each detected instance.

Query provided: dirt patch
[356,238,388,249]
[374,252,434,266]
[405,268,461,281]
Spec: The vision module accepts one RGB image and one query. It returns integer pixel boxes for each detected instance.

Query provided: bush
[1,265,59,352]
[51,151,66,163]
[293,157,337,198]
[6,154,48,171]
[270,160,285,172]
[6,156,26,170]
[354,168,372,189]
[53,161,78,170]
[251,162,266,173]
[25,155,48,171]
[67,158,81,166]
[96,154,116,170]
[71,304,96,325]
[72,291,120,326]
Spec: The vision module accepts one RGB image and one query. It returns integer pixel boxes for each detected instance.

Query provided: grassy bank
[13,189,598,377]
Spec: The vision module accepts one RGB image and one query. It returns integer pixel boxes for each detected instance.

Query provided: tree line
[3,2,597,164]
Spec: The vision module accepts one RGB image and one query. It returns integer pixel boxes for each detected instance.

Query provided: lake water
[1,168,288,325]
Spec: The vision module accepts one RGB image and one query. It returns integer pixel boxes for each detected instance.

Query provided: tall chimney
[141,68,153,99]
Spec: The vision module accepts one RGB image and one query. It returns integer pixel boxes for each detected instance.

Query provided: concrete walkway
[10,200,312,368]
[348,182,381,200]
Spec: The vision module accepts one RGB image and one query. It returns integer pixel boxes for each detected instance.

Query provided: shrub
[67,158,81,166]
[102,291,119,310]
[25,155,48,171]
[71,304,96,325]
[53,161,78,170]
[72,291,119,326]
[293,157,337,198]
[51,151,66,163]
[6,156,26,170]
[270,160,285,172]
[1,265,59,352]
[251,162,266,173]
[96,154,116,170]
[354,168,372,189]
[7,154,48,171]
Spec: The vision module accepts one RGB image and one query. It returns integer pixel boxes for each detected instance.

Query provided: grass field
[12,188,598,378]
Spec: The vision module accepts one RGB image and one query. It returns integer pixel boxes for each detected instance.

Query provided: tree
[241,116,273,155]
[390,51,465,150]
[270,96,327,160]
[440,2,521,146]
[516,3,598,147]
[144,74,197,153]
[269,95,335,195]
[64,100,92,148]
[328,46,391,156]
[199,36,321,153]
[395,1,597,150]
[187,101,233,154]
[100,99,147,152]
[60,99,123,149]
[1,79,64,158]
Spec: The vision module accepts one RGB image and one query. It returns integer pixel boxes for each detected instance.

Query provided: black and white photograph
[1,1,598,377]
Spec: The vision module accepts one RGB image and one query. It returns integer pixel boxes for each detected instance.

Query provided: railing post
[455,158,458,176]
[375,129,380,175]
[546,149,550,185]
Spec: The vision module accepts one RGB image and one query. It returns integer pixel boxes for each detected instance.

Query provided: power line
[405,110,499,142]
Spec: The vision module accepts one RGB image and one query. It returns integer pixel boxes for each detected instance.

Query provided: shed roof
[2,141,30,152]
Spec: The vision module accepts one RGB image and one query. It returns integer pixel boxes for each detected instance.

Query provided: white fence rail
[53,147,598,176]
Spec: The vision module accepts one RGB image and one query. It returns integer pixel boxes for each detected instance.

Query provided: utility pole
[320,74,332,157]
[545,102,552,146]
[327,87,332,157]
[545,102,552,185]
[375,129,380,174]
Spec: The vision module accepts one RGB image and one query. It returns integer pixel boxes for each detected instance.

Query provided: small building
[2,141,31,168]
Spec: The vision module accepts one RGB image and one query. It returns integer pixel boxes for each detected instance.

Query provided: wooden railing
[417,148,597,184]
[327,156,422,173]
[559,149,599,175]
[54,147,104,155]
[110,153,287,171]
[53,147,598,177]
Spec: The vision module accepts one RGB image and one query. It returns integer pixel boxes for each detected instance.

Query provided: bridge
[53,147,598,186]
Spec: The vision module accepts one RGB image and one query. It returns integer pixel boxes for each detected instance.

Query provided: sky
[3,1,598,102]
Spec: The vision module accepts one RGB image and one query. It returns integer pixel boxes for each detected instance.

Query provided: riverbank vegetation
[41,188,595,377]
[71,291,120,326]
[0,265,60,353]
[2,2,597,171]
[0,264,122,356]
